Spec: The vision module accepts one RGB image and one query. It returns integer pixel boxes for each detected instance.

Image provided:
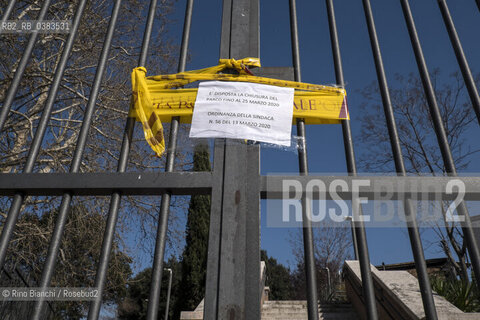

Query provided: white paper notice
[189,81,294,146]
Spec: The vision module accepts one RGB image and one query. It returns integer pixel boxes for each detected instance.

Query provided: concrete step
[261,301,358,320]
[263,308,356,313]
[181,300,359,319]
[263,304,352,308]
[262,317,356,320]
[262,315,357,320]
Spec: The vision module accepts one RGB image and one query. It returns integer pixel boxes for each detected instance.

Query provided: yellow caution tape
[130,57,348,157]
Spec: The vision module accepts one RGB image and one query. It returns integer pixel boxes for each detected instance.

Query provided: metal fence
[1,0,480,319]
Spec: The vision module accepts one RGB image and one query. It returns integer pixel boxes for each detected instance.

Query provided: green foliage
[261,250,294,300]
[175,142,211,316]
[1,205,132,319]
[118,257,182,320]
[191,142,212,172]
[430,276,480,312]
[118,268,151,319]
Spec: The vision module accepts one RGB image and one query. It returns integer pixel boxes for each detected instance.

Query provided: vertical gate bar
[325,1,378,319]
[0,0,85,272]
[178,0,194,73]
[16,0,120,317]
[349,218,359,260]
[164,268,173,320]
[204,139,226,320]
[361,0,438,318]
[0,0,52,131]
[146,0,194,318]
[400,0,480,291]
[69,0,122,174]
[288,1,319,319]
[0,0,16,27]
[477,0,480,12]
[437,0,480,125]
[245,142,261,317]
[86,0,161,319]
[324,0,359,262]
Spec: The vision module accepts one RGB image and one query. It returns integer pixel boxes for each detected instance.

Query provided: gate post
[204,0,261,319]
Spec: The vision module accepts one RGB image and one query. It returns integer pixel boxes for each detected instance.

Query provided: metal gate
[1,0,480,319]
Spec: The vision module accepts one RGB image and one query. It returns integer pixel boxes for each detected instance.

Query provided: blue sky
[158,0,480,269]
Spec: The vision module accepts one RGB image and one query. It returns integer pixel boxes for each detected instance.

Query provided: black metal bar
[400,0,480,292]
[361,0,437,318]
[29,1,122,318]
[164,268,173,320]
[145,129,179,320]
[324,1,378,319]
[0,0,52,131]
[87,191,121,319]
[262,175,480,200]
[245,142,261,318]
[347,217,359,260]
[0,0,86,275]
[437,0,480,125]
[146,0,194,318]
[0,172,212,196]
[324,0,359,264]
[0,0,16,27]
[70,2,122,174]
[178,0,194,73]
[288,1,319,319]
[477,0,480,12]
[86,0,161,317]
[2,174,480,199]
[204,139,226,320]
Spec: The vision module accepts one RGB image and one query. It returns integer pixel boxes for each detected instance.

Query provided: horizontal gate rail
[262,176,480,201]
[2,173,480,200]
[0,172,213,196]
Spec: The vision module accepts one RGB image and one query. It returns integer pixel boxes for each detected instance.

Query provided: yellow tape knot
[218,57,261,74]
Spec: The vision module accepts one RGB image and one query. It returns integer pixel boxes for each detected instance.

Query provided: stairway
[180,262,360,320]
[261,301,359,320]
